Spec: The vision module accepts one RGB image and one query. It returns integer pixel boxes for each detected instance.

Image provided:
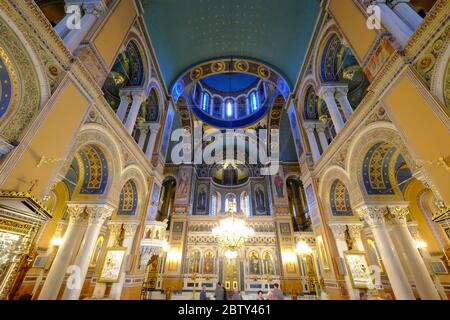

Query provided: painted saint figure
[274,173,284,198]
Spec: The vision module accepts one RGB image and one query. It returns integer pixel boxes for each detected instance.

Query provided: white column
[373,0,413,48]
[124,90,146,134]
[108,223,139,300]
[328,222,360,300]
[391,0,423,31]
[335,87,354,122]
[91,222,123,299]
[54,13,71,39]
[319,87,344,133]
[63,2,106,53]
[388,205,441,300]
[357,205,415,300]
[63,205,113,300]
[315,121,329,152]
[137,126,149,149]
[303,122,321,162]
[38,205,86,300]
[145,123,161,158]
[116,90,131,122]
[347,222,365,252]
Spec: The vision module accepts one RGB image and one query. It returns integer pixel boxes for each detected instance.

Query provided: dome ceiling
[142,0,320,90]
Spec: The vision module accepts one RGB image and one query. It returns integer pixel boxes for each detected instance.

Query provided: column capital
[85,205,114,224]
[303,121,317,132]
[315,120,328,132]
[387,205,410,226]
[118,89,132,101]
[346,222,365,240]
[149,123,161,132]
[66,204,86,224]
[335,86,349,99]
[82,1,107,17]
[318,86,336,100]
[123,222,139,238]
[356,205,388,227]
[328,222,348,241]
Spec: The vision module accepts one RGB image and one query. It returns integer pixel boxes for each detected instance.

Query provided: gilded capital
[66,205,86,224]
[387,205,410,226]
[356,206,388,227]
[328,223,348,241]
[346,222,364,241]
[86,205,113,224]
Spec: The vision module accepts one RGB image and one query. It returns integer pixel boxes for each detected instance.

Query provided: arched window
[211,193,217,216]
[241,192,250,216]
[226,100,234,118]
[250,92,258,112]
[202,92,210,112]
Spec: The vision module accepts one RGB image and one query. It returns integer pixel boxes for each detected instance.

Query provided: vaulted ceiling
[142,0,321,90]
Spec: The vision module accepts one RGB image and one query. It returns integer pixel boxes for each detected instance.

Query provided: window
[242,192,250,216]
[202,92,210,112]
[211,193,217,216]
[250,92,258,111]
[226,100,233,118]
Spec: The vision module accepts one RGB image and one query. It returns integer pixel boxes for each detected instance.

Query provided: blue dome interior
[201,73,259,94]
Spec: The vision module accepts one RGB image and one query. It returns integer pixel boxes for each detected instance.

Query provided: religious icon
[203,251,214,274]
[274,173,284,198]
[197,186,207,211]
[188,250,201,274]
[254,186,265,213]
[177,168,189,198]
[344,251,371,289]
[262,251,274,275]
[98,248,126,283]
[248,251,260,275]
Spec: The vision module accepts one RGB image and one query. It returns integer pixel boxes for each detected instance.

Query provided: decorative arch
[347,123,415,203]
[0,13,51,143]
[61,124,123,199]
[117,180,138,216]
[77,144,109,195]
[330,180,353,216]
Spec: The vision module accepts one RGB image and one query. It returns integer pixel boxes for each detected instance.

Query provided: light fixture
[50,237,63,247]
[224,250,238,259]
[296,241,313,255]
[162,239,170,252]
[415,239,427,249]
[212,210,254,251]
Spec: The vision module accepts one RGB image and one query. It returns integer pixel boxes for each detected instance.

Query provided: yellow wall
[93,0,137,69]
[328,0,378,62]
[2,81,90,198]
[384,72,450,202]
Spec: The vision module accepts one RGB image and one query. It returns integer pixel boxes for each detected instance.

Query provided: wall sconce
[50,237,63,247]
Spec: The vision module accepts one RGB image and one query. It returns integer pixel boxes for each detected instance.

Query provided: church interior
[0,0,449,301]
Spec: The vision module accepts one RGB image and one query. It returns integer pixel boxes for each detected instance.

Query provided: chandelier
[212,210,254,254]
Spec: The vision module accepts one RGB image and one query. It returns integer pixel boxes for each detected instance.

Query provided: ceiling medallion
[190,67,203,80]
[211,62,225,73]
[234,60,249,72]
[257,65,270,79]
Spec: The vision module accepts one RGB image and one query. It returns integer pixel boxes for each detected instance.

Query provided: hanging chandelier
[212,210,254,254]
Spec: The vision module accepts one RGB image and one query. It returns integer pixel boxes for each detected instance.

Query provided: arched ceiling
[142,0,321,90]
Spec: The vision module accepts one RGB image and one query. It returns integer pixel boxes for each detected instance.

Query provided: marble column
[357,205,415,299]
[54,11,71,39]
[335,87,354,122]
[319,87,344,133]
[137,125,149,149]
[91,222,123,299]
[145,123,161,158]
[125,90,146,134]
[116,90,132,122]
[315,121,329,152]
[391,0,423,31]
[109,222,139,300]
[38,205,86,300]
[303,122,321,162]
[63,205,113,300]
[346,222,365,252]
[373,0,413,48]
[328,222,360,300]
[388,205,441,300]
[63,2,106,53]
